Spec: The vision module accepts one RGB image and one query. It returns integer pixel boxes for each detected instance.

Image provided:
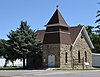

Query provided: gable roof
[46,9,69,27]
[72,26,94,49]
[36,30,45,43]
[60,32,72,44]
[37,26,94,49]
[81,26,94,49]
[37,26,82,44]
[69,26,83,44]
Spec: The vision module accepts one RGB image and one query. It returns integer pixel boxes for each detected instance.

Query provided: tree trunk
[11,60,14,66]
[4,59,8,67]
[23,58,25,68]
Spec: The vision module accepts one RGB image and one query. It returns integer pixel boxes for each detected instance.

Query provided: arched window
[85,51,87,62]
[78,51,80,63]
[65,52,67,63]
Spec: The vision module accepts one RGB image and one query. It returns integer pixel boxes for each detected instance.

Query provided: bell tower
[43,8,71,67]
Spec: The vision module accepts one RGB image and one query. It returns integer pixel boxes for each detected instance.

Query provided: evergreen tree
[0,39,6,57]
[7,21,41,68]
[86,25,100,53]
[95,9,100,34]
[85,26,94,40]
[94,4,100,52]
[0,39,16,67]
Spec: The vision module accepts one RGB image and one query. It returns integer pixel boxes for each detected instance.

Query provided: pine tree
[0,39,16,67]
[95,3,100,35]
[86,25,100,53]
[7,21,41,68]
[0,39,5,57]
[95,5,100,52]
[95,10,100,30]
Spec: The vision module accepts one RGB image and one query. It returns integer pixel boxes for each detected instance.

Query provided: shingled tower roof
[46,9,69,27]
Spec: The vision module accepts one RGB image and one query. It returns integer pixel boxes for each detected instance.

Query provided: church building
[37,8,94,69]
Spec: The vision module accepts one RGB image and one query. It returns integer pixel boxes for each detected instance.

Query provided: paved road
[0,70,100,77]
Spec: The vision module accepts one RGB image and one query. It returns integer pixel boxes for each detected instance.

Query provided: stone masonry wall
[42,44,60,67]
[42,33,92,69]
[60,44,72,69]
[72,33,92,69]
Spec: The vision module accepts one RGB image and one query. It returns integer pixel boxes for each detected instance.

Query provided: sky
[0,0,99,39]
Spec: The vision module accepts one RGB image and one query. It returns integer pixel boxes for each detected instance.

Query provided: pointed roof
[37,26,94,49]
[46,9,69,27]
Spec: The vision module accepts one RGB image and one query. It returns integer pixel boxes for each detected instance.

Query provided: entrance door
[48,55,55,67]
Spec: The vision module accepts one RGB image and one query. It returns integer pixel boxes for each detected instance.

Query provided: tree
[0,39,17,67]
[85,26,94,40]
[86,25,100,53]
[7,21,41,68]
[94,4,100,52]
[0,39,5,56]
[95,4,100,34]
[95,10,100,29]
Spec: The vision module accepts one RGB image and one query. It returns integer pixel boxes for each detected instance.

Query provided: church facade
[37,9,94,69]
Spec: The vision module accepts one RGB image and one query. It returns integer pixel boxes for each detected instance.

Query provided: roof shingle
[37,26,83,45]
[46,9,69,27]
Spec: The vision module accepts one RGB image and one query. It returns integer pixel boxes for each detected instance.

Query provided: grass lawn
[0,66,23,70]
[0,76,10,77]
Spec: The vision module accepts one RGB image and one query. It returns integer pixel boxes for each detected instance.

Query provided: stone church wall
[60,44,72,69]
[42,44,60,67]
[42,33,92,69]
[72,33,92,69]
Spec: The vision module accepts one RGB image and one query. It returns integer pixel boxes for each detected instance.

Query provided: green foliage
[0,39,5,56]
[0,66,23,70]
[86,25,100,53]
[0,40,12,59]
[7,21,42,67]
[95,10,100,29]
[0,76,9,77]
[85,26,94,40]
[0,39,15,67]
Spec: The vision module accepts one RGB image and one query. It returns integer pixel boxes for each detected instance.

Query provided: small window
[85,51,87,62]
[65,52,67,63]
[78,51,80,63]
[81,35,83,39]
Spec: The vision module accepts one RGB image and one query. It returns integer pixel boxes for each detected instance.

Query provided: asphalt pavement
[0,70,100,77]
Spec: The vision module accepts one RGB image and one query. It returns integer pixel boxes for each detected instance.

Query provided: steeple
[46,8,69,27]
[43,8,71,44]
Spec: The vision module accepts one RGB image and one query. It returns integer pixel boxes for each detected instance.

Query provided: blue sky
[0,0,99,39]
